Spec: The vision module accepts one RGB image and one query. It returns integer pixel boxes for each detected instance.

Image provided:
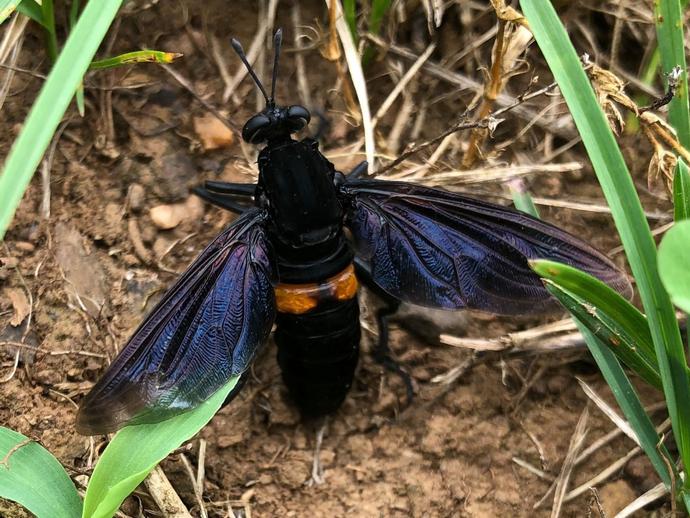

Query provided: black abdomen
[275,297,360,416]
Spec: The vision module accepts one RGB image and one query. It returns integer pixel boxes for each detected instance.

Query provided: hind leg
[354,261,414,404]
[192,182,255,214]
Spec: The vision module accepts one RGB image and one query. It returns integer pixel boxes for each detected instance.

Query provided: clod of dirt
[54,223,107,318]
[127,183,146,213]
[193,114,234,151]
[149,195,204,230]
[624,455,659,493]
[131,134,196,202]
[597,479,637,516]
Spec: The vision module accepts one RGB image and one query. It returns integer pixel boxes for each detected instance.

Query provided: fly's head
[232,28,311,145]
[242,104,310,144]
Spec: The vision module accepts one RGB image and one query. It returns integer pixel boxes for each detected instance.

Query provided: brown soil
[0,1,672,517]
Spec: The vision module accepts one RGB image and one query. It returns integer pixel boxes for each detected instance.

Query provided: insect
[76,30,631,435]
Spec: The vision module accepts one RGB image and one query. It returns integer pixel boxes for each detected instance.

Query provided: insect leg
[203,181,256,197]
[347,161,368,179]
[192,186,253,214]
[354,260,414,404]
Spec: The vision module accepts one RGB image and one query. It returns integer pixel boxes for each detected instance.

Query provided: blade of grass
[0,0,21,24]
[0,427,82,518]
[0,0,123,241]
[531,260,654,362]
[362,0,391,65]
[40,0,57,62]
[69,0,84,117]
[89,50,182,70]
[565,312,675,488]
[658,220,690,314]
[674,159,690,221]
[82,376,238,518]
[537,277,663,390]
[509,181,540,217]
[522,0,690,495]
[654,0,690,149]
[14,0,43,27]
[342,0,356,41]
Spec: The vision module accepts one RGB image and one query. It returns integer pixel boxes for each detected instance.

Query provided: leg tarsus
[203,181,256,196]
[348,161,368,179]
[374,301,415,405]
[192,186,253,214]
[353,260,414,404]
[307,417,328,487]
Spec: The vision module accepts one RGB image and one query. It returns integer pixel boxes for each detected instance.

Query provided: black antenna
[231,38,270,104]
[270,28,283,104]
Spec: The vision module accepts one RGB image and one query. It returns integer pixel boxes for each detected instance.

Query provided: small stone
[149,196,204,230]
[193,114,234,151]
[14,241,35,252]
[128,183,146,212]
[597,479,636,516]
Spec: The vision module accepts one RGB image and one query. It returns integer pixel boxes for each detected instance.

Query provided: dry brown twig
[584,56,689,191]
[462,2,532,168]
[550,406,589,518]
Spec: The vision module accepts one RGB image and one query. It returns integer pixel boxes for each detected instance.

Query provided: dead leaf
[193,115,234,151]
[55,223,108,318]
[3,288,29,327]
[150,195,204,230]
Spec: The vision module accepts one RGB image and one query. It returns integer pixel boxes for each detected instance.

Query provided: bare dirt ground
[0,1,674,516]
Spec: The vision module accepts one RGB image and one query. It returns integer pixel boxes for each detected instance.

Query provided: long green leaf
[522,0,690,493]
[343,0,356,40]
[82,376,238,518]
[0,427,82,518]
[14,0,43,27]
[535,269,662,389]
[531,260,655,362]
[565,315,675,488]
[674,159,690,221]
[0,0,21,24]
[655,0,690,149]
[40,0,57,62]
[89,50,182,70]
[0,0,123,241]
[658,220,690,314]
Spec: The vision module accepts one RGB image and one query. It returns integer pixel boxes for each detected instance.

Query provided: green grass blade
[521,0,690,492]
[533,260,662,389]
[40,0,58,62]
[343,0,356,41]
[674,159,690,221]
[362,0,391,65]
[0,0,21,23]
[0,427,82,518]
[69,0,85,117]
[531,260,655,360]
[509,183,540,217]
[658,220,690,314]
[0,0,123,241]
[14,0,43,27]
[82,376,238,518]
[89,50,182,70]
[654,0,690,149]
[567,317,675,488]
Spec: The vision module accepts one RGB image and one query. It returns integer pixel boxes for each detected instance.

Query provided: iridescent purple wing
[77,209,275,435]
[340,180,631,314]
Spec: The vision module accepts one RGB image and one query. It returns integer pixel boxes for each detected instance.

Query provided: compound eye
[286,105,311,132]
[242,114,271,144]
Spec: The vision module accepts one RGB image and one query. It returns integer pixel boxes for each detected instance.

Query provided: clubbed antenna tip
[231,37,270,104]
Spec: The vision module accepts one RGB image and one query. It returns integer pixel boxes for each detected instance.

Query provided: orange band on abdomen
[275,264,358,314]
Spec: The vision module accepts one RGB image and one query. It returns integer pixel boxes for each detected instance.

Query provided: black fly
[76,29,630,434]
